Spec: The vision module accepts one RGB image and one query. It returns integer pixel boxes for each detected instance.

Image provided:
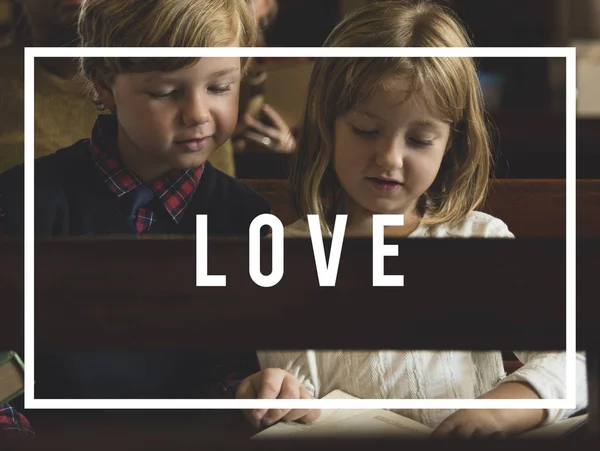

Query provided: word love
[196,214,404,288]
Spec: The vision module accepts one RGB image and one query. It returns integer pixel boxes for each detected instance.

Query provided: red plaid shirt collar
[0,404,34,438]
[89,115,204,232]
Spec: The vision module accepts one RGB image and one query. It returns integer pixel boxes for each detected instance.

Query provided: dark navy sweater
[0,140,270,236]
[0,140,270,398]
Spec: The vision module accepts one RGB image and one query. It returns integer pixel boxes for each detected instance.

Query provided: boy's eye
[146,90,177,100]
[351,125,378,136]
[208,83,233,94]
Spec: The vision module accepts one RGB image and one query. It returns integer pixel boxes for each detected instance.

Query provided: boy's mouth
[175,136,212,153]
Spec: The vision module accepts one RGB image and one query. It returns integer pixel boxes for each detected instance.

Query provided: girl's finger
[452,424,478,438]
[430,420,456,437]
[296,385,321,424]
[263,376,301,425]
[262,408,292,427]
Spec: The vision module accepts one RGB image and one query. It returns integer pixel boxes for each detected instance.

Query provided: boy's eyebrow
[142,67,239,83]
[207,67,240,78]
[142,73,179,83]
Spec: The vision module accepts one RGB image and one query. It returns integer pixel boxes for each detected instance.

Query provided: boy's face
[333,79,451,225]
[99,58,241,180]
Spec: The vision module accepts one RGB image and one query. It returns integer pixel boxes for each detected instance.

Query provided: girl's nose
[375,138,404,170]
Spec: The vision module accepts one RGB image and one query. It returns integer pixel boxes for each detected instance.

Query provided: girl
[236,0,588,437]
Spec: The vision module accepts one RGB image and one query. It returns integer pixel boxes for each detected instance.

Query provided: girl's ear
[444,129,455,155]
[91,70,116,113]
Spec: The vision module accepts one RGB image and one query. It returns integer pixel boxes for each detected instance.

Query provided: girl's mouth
[365,177,403,192]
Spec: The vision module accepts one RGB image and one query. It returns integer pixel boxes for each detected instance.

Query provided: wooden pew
[240,179,600,237]
[1,236,598,445]
[1,178,598,447]
[20,237,579,350]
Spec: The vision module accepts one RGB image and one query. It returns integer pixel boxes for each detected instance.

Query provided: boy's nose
[182,94,210,126]
[375,138,405,170]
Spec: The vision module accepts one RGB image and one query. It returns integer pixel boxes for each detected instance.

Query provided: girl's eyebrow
[354,109,383,120]
[354,110,446,131]
[412,120,446,131]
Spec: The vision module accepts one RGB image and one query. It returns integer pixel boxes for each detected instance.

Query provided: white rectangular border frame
[24,47,576,410]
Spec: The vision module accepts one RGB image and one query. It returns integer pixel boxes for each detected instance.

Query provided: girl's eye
[352,126,378,136]
[147,90,177,100]
[208,84,233,94]
[409,137,434,147]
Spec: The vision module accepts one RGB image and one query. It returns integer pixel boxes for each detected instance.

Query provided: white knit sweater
[258,212,588,428]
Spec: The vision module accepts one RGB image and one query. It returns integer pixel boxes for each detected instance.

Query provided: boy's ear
[91,70,117,113]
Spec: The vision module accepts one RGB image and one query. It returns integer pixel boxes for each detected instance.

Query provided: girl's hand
[236,368,321,429]
[430,409,508,438]
[431,382,547,438]
[237,104,296,154]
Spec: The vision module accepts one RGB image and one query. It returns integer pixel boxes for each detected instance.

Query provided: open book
[253,390,588,440]
[0,351,24,404]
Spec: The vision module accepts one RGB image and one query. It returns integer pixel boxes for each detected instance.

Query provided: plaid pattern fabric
[89,115,203,233]
[0,404,34,439]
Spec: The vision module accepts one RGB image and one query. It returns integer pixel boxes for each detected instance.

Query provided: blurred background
[1,0,598,179]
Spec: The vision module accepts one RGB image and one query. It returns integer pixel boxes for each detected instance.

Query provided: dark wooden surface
[1,237,598,446]
[1,237,597,349]
[19,237,582,350]
[19,409,257,447]
[482,179,599,237]
[3,428,600,450]
[1,177,598,446]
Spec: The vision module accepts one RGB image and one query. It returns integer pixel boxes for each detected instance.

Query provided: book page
[253,390,432,440]
[0,359,24,404]
[252,389,588,440]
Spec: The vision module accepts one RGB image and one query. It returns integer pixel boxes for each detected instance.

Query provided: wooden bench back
[241,179,600,237]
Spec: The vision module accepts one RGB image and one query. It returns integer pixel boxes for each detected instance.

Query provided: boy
[0,0,267,398]
[0,0,237,176]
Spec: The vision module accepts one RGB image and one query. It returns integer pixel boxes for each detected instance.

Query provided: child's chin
[171,155,209,170]
[364,202,406,216]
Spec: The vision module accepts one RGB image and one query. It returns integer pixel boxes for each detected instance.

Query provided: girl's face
[333,79,451,225]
